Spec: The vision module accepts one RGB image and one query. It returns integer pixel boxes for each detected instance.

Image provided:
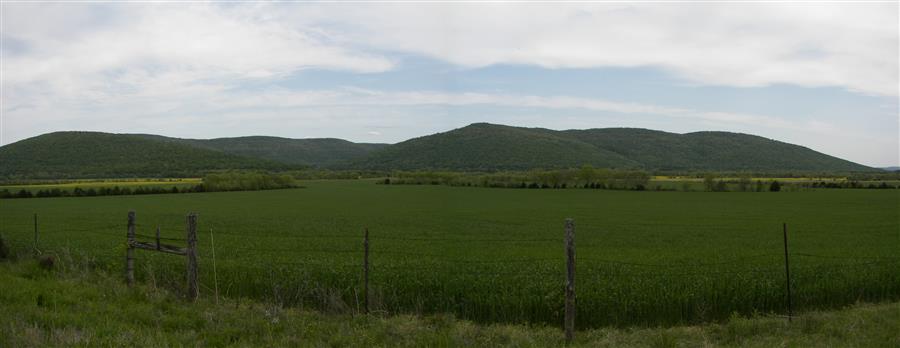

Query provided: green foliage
[737,175,752,192]
[0,234,8,259]
[202,172,296,192]
[141,135,387,167]
[0,124,877,179]
[702,174,730,192]
[0,132,297,179]
[386,168,651,190]
[2,259,898,347]
[350,123,874,172]
[348,123,638,171]
[0,185,206,199]
[770,181,782,192]
[1,181,897,329]
[566,127,873,172]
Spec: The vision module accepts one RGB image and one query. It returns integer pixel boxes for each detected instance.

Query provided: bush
[202,172,296,192]
[0,235,9,259]
[38,255,55,270]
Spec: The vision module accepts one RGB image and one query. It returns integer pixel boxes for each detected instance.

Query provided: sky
[1,2,898,167]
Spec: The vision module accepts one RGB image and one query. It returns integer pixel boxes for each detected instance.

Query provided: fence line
[3,214,899,337]
[373,236,558,243]
[793,252,900,260]
[5,231,898,272]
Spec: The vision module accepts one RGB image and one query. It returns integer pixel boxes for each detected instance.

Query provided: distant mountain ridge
[0,132,295,179]
[348,123,872,172]
[135,134,387,167]
[0,123,874,179]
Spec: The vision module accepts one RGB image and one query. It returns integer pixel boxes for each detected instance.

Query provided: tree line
[382,166,652,190]
[1,172,298,199]
[700,174,897,192]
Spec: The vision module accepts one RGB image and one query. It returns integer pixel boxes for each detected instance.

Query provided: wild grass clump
[1,257,898,347]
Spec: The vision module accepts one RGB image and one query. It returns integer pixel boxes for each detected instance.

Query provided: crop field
[0,180,898,328]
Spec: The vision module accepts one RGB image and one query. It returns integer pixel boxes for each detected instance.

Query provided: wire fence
[4,226,898,276]
[5,216,900,330]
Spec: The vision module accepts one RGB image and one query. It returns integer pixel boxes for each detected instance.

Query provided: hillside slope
[351,123,872,172]
[348,123,639,171]
[136,135,387,167]
[1,259,898,347]
[0,132,293,179]
[565,128,870,172]
[1,124,874,178]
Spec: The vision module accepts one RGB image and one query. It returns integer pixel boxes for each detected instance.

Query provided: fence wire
[3,224,899,281]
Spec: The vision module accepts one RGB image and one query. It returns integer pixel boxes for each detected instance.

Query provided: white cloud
[1,3,392,101]
[4,2,895,102]
[3,80,895,165]
[286,3,898,96]
[182,87,799,132]
[1,3,897,166]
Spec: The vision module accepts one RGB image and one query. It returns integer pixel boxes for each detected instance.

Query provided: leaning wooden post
[186,213,199,301]
[126,211,136,287]
[155,225,161,251]
[33,213,38,255]
[363,227,370,315]
[210,228,219,306]
[783,222,793,322]
[564,218,576,343]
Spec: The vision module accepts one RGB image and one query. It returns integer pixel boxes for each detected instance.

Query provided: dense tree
[0,132,297,179]
[770,181,782,192]
[703,174,717,192]
[737,175,752,192]
[350,123,874,172]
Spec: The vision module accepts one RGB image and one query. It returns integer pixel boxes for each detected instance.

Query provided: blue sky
[1,2,898,166]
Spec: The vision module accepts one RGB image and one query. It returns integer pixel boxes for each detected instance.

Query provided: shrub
[38,255,55,270]
[202,172,296,192]
[0,235,9,259]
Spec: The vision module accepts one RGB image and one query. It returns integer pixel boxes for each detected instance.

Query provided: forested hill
[137,135,387,167]
[562,127,870,172]
[1,124,874,178]
[348,123,873,172]
[347,123,639,171]
[0,132,295,179]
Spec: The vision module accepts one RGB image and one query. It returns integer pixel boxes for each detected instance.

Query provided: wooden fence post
[565,218,576,343]
[126,211,135,287]
[211,228,219,305]
[364,227,370,315]
[33,213,38,255]
[783,222,793,322]
[186,213,199,301]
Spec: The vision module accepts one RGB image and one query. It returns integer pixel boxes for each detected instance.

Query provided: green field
[3,259,898,347]
[0,180,897,328]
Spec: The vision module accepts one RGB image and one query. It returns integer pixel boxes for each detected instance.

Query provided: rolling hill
[563,127,870,172]
[0,123,875,179]
[349,123,873,172]
[137,135,387,167]
[347,123,639,171]
[0,132,295,179]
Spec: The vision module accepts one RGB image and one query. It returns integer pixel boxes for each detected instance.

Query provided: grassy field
[2,259,898,347]
[0,179,897,328]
